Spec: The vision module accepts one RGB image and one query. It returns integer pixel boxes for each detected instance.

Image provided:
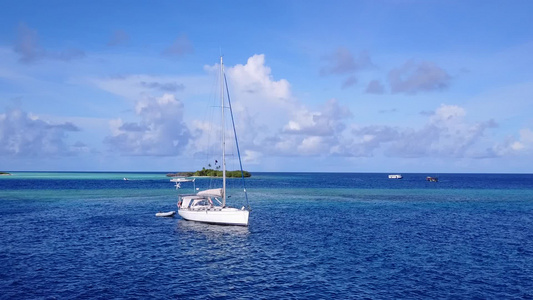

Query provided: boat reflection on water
[175,219,250,237]
[174,219,251,269]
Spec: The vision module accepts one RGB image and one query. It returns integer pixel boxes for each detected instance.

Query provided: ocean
[1,172,532,299]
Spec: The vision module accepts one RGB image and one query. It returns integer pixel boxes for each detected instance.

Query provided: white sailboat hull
[178,207,249,226]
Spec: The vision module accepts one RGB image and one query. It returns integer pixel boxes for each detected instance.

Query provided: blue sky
[1,0,532,172]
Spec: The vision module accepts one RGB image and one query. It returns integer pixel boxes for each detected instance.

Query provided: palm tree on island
[166,168,251,178]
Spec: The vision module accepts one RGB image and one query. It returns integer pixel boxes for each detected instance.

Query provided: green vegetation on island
[0,172,12,176]
[167,168,251,178]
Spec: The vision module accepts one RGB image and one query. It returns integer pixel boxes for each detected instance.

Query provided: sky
[1,0,532,173]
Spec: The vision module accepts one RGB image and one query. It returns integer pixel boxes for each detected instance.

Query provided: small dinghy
[155,211,176,217]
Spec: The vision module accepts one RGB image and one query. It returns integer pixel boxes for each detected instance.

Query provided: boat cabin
[179,195,213,210]
[178,188,225,211]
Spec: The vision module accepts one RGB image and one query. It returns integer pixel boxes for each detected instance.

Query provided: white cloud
[206,54,297,156]
[388,60,451,94]
[0,107,81,157]
[267,135,298,156]
[342,125,400,157]
[320,48,374,89]
[90,74,196,101]
[282,98,351,136]
[204,56,501,161]
[297,136,330,155]
[510,141,524,151]
[140,81,184,92]
[491,128,533,156]
[520,128,533,146]
[104,94,190,156]
[254,98,353,156]
[86,54,529,168]
[339,104,500,159]
[227,54,292,105]
[13,23,85,64]
[242,150,262,164]
[162,34,194,57]
[431,104,465,123]
[342,76,358,89]
[91,54,294,160]
[366,80,385,94]
[320,48,373,76]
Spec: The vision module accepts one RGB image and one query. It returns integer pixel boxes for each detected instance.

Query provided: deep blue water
[1,172,533,299]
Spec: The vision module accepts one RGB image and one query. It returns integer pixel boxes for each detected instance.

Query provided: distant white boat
[170,178,195,182]
[388,174,403,179]
[156,211,176,217]
[174,56,250,226]
[170,177,195,190]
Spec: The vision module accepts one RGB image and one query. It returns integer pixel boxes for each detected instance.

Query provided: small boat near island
[426,176,438,182]
[170,177,196,190]
[388,174,403,179]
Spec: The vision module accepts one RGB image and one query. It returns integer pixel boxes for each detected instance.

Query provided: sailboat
[175,57,250,226]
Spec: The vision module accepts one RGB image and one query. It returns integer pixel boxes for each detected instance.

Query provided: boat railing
[178,193,198,197]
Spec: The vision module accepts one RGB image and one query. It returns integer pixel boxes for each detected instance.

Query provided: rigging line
[204,64,221,190]
[224,73,250,209]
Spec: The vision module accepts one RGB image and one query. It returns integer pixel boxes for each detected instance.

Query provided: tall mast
[220,56,226,207]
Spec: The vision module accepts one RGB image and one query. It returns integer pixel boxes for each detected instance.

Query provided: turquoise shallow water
[1,172,533,298]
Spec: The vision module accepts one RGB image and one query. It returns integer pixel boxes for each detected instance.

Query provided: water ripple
[1,173,533,299]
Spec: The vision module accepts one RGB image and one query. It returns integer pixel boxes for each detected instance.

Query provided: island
[167,168,251,178]
[0,172,12,176]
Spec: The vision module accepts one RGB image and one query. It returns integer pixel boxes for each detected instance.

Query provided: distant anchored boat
[170,177,196,190]
[388,174,403,179]
[426,176,439,182]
